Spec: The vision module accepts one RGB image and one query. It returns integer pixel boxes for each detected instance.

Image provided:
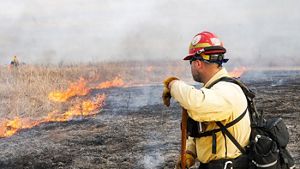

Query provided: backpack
[187,76,295,169]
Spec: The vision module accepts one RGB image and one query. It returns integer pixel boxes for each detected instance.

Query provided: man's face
[190,60,203,83]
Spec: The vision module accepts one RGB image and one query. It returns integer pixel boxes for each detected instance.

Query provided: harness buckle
[224,161,233,169]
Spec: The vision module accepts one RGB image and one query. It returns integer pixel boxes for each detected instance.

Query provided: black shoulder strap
[200,76,255,154]
[209,77,260,121]
[216,121,247,154]
[207,76,255,99]
[197,108,247,138]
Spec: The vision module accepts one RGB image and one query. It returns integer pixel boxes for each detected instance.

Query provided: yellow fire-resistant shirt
[170,68,251,163]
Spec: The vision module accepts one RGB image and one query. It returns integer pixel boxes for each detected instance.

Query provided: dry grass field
[0,61,189,137]
[0,62,299,168]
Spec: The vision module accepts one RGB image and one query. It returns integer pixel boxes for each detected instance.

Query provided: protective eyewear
[190,54,228,65]
[189,56,206,65]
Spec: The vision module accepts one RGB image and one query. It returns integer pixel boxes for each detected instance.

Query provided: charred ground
[0,70,299,169]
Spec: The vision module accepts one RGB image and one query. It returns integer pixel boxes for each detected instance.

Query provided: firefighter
[162,31,251,169]
[10,55,19,67]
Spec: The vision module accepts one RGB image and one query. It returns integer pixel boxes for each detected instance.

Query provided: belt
[199,155,249,169]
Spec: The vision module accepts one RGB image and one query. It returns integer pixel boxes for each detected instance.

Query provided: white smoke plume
[142,151,164,169]
[0,0,299,67]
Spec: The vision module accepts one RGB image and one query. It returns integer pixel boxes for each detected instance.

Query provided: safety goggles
[189,56,203,65]
[189,54,228,65]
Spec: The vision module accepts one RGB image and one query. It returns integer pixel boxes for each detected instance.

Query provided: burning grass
[0,64,125,137]
[0,61,191,138]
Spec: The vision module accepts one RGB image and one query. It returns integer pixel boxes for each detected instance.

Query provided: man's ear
[195,60,203,68]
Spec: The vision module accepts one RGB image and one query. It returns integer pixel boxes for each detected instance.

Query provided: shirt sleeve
[170,80,233,122]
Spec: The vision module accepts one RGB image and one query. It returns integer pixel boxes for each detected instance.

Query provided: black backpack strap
[197,108,248,154]
[207,76,255,99]
[193,76,254,154]
[216,121,247,154]
[207,76,260,122]
[197,108,248,137]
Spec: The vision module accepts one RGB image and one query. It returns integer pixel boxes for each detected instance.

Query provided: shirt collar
[204,67,230,88]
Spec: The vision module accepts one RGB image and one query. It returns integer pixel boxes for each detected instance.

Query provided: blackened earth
[0,71,299,169]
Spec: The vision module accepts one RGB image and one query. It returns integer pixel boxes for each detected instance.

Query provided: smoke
[0,0,299,67]
[142,151,164,169]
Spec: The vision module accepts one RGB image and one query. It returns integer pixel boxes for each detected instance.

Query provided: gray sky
[0,0,299,66]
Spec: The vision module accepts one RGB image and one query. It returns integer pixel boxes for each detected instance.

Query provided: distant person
[10,55,19,68]
[162,31,251,169]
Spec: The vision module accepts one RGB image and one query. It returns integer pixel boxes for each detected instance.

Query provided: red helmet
[183,31,228,63]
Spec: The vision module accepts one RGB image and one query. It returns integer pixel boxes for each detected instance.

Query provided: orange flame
[229,67,247,78]
[96,76,125,89]
[45,94,106,122]
[48,78,90,102]
[0,94,106,138]
[0,117,44,137]
[0,76,125,138]
[0,117,22,137]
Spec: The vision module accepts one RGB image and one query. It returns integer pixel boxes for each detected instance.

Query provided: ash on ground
[0,71,299,169]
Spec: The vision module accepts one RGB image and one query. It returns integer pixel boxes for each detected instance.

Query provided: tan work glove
[175,153,195,169]
[162,77,179,107]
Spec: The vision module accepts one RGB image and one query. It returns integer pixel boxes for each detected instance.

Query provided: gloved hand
[175,153,195,169]
[162,77,179,107]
